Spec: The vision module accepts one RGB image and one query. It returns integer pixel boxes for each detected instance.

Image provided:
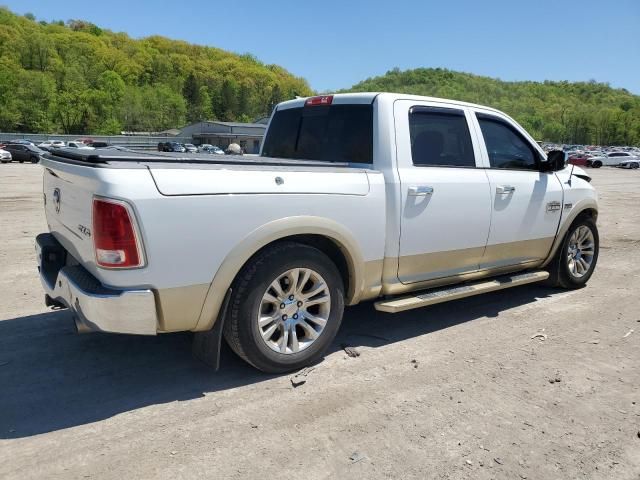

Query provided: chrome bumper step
[374,270,549,313]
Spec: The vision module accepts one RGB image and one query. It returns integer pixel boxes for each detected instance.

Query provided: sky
[4,0,640,94]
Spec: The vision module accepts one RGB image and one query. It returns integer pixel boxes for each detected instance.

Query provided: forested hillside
[345,68,640,145]
[0,8,311,134]
[2,7,639,145]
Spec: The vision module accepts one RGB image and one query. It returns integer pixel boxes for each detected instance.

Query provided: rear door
[394,100,492,284]
[471,110,563,268]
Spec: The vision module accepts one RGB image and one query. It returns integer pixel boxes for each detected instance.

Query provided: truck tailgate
[41,160,156,277]
[43,164,99,268]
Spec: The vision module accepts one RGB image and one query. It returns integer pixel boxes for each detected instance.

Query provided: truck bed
[44,147,371,171]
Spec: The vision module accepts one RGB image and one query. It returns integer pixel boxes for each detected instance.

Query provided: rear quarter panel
[43,160,387,331]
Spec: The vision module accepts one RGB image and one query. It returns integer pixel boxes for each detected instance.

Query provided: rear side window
[477,114,538,170]
[409,107,475,167]
[262,104,373,164]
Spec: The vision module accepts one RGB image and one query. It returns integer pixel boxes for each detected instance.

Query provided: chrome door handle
[408,186,434,196]
[496,185,516,194]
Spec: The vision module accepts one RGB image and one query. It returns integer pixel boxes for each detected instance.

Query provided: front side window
[477,114,538,170]
[409,107,475,167]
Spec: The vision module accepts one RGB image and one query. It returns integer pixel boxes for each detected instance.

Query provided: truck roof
[277,92,505,116]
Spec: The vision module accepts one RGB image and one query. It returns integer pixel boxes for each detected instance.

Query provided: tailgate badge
[53,188,61,213]
[78,224,91,237]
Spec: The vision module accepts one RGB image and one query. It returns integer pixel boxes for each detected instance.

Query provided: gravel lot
[0,163,638,480]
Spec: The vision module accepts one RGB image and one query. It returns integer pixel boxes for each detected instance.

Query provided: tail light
[92,198,144,268]
[305,95,333,106]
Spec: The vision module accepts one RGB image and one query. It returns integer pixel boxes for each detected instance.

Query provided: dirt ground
[0,163,638,480]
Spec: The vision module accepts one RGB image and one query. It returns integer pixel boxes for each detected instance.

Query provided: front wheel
[546,216,599,289]
[30,156,39,163]
[592,161,602,168]
[223,242,345,373]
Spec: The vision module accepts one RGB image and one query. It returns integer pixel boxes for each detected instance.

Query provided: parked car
[86,141,109,148]
[604,152,640,166]
[158,141,186,153]
[617,158,640,169]
[36,93,599,374]
[588,151,640,168]
[198,144,224,155]
[568,154,589,166]
[0,148,12,163]
[9,139,36,146]
[184,143,198,153]
[3,143,44,163]
[38,140,65,151]
[66,141,95,150]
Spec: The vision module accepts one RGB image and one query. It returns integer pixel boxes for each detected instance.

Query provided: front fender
[541,197,598,268]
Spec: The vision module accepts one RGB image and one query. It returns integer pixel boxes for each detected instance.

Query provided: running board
[374,271,549,313]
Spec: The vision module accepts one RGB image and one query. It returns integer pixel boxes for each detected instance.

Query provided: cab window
[409,107,476,167]
[477,114,538,170]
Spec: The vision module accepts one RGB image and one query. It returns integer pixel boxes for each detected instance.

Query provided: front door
[472,110,563,268]
[394,100,492,284]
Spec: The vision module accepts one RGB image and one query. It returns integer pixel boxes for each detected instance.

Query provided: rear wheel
[30,155,39,163]
[223,242,345,373]
[545,216,599,289]
[592,160,602,168]
[631,162,639,169]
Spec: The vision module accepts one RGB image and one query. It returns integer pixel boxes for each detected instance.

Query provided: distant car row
[567,151,640,169]
[540,143,640,170]
[157,142,225,155]
[0,138,112,163]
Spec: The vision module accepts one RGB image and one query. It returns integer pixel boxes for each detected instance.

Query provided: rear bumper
[36,233,158,335]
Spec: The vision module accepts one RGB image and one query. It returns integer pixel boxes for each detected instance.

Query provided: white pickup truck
[36,93,599,373]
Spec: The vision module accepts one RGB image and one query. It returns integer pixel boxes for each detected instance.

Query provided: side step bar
[374,271,549,313]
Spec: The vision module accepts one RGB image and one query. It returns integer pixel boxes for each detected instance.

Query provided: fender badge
[53,188,61,213]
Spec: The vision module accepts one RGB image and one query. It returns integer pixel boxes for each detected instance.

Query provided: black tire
[592,160,602,168]
[223,241,345,373]
[586,160,592,168]
[545,215,599,289]
[18,160,24,163]
[30,155,39,163]
[631,162,639,170]
[1,160,8,164]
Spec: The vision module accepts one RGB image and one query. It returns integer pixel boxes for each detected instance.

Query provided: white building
[178,120,268,154]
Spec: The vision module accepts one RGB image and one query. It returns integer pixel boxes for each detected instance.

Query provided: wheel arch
[541,201,598,268]
[194,216,367,331]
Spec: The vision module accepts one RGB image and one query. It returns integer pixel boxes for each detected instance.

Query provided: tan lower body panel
[480,237,554,270]
[154,283,210,332]
[397,237,553,285]
[375,270,549,313]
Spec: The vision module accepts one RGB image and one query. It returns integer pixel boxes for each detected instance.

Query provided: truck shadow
[0,284,561,438]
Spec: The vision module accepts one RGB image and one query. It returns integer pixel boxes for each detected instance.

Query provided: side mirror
[542,150,567,172]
